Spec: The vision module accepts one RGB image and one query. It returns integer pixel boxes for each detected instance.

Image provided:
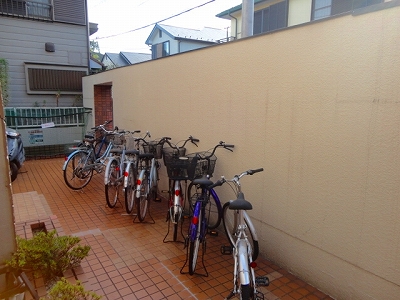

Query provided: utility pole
[241,0,254,38]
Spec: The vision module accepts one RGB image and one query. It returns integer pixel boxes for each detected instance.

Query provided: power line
[95,0,216,40]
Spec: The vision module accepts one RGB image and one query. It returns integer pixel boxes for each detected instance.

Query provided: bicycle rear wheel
[188,182,222,229]
[189,206,202,275]
[136,173,150,222]
[105,158,121,208]
[124,164,136,214]
[63,151,93,190]
[222,202,259,261]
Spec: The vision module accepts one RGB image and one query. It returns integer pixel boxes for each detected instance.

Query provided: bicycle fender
[62,149,88,171]
[238,239,251,286]
[123,162,133,188]
[243,211,259,241]
[104,157,117,185]
[173,180,182,216]
[136,169,146,198]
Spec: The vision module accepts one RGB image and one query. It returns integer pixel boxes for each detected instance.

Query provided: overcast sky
[87,0,242,54]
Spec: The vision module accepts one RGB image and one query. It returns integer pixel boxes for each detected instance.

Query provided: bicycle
[62,121,120,190]
[104,130,140,213]
[210,168,269,300]
[134,134,167,222]
[162,136,200,242]
[182,141,234,276]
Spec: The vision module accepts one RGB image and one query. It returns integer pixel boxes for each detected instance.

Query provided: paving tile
[11,158,331,300]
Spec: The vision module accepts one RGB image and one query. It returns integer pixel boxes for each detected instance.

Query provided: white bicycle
[134,134,166,222]
[104,130,140,213]
[211,168,269,300]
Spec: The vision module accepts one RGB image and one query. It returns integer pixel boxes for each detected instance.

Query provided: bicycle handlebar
[197,141,235,160]
[208,168,263,189]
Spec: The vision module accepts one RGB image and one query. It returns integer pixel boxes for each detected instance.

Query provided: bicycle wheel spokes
[124,164,136,214]
[136,174,150,222]
[63,151,93,190]
[105,159,120,208]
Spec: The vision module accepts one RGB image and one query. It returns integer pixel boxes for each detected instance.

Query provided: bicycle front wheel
[188,182,222,229]
[63,151,94,190]
[124,164,136,214]
[222,202,259,261]
[136,173,150,222]
[105,158,121,208]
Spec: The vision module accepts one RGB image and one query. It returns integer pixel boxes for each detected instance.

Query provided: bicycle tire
[63,151,94,190]
[188,206,202,275]
[124,164,136,214]
[173,213,179,242]
[105,158,120,208]
[187,182,222,229]
[222,202,259,261]
[240,284,251,300]
[136,173,150,222]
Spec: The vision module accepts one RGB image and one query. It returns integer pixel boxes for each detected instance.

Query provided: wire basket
[162,147,186,166]
[125,136,137,151]
[164,153,198,180]
[186,152,217,179]
[142,141,163,159]
[110,134,125,146]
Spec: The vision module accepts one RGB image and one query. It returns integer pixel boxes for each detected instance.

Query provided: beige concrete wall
[83,4,400,299]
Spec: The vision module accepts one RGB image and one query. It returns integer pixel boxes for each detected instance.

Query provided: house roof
[103,52,129,67]
[102,52,151,67]
[216,0,267,19]
[120,52,151,64]
[145,24,227,45]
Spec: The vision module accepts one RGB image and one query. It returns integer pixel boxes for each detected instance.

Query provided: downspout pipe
[229,10,238,40]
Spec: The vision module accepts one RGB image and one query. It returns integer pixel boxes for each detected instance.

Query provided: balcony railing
[0,0,53,20]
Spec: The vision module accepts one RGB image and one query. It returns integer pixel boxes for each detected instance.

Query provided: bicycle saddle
[229,192,253,210]
[193,175,213,187]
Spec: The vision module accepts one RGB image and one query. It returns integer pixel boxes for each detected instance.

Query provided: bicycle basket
[162,147,186,166]
[143,141,163,159]
[186,152,217,179]
[109,134,125,146]
[164,153,198,180]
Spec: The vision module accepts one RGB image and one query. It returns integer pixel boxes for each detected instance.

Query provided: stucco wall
[83,4,400,299]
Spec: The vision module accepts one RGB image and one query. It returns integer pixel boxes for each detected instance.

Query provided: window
[151,41,170,59]
[26,0,51,19]
[313,0,331,20]
[253,1,287,35]
[312,0,383,20]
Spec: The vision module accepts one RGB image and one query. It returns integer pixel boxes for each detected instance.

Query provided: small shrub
[42,277,101,300]
[5,230,90,285]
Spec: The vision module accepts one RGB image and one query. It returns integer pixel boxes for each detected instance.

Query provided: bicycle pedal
[208,230,218,236]
[254,291,264,300]
[255,276,269,286]
[220,245,232,255]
